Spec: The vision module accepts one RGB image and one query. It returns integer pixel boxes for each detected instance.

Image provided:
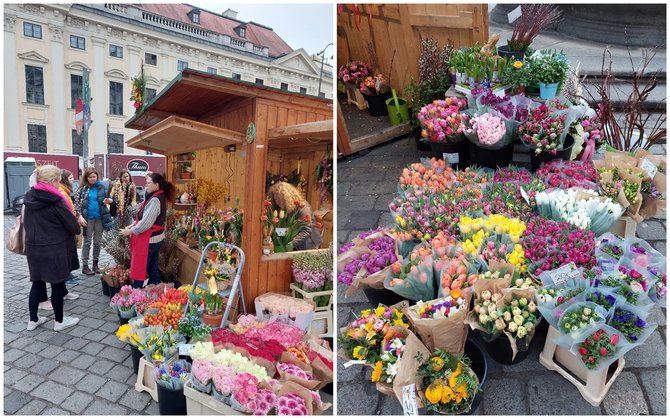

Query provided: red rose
[600,347,608,356]
[578,346,588,356]
[593,331,601,341]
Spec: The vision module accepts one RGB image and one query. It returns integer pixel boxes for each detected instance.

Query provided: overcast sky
[190,2,334,61]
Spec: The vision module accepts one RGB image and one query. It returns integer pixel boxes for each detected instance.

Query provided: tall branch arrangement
[586,46,666,152]
[508,4,562,52]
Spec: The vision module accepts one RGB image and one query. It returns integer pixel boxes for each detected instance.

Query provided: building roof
[138,4,293,58]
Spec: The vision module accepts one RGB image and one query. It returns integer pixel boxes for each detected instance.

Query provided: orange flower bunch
[144,302,183,328]
[452,167,491,188]
[287,346,310,364]
[398,160,454,193]
[439,256,478,292]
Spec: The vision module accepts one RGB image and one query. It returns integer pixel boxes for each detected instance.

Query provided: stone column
[4,14,21,150]
[49,23,67,153]
[91,36,106,156]
[128,45,141,78]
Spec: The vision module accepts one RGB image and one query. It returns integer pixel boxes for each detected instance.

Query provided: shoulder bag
[7,205,26,255]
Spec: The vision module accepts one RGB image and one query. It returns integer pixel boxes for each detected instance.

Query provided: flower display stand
[608,215,637,238]
[538,326,625,406]
[290,283,333,338]
[135,354,177,402]
[183,381,244,415]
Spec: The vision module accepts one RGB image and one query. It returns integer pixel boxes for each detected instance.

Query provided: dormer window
[188,8,201,24]
[236,24,246,38]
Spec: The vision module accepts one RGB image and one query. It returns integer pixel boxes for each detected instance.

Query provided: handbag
[109,201,118,217]
[7,205,26,255]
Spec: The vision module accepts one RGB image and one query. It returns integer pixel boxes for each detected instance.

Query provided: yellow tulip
[279,210,285,219]
[375,306,386,317]
[371,361,383,382]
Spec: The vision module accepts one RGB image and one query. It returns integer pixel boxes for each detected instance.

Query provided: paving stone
[13,353,42,369]
[348,167,387,182]
[638,369,667,415]
[88,358,116,375]
[651,240,666,256]
[80,341,105,356]
[31,380,74,404]
[348,182,377,196]
[74,374,107,394]
[378,212,394,227]
[49,365,87,386]
[83,398,129,415]
[45,332,71,347]
[54,349,80,363]
[30,358,59,376]
[12,374,45,393]
[4,390,33,414]
[4,348,26,363]
[64,325,93,338]
[101,334,126,348]
[22,340,49,355]
[9,336,35,350]
[4,368,28,386]
[373,181,398,195]
[62,337,88,351]
[99,321,121,333]
[41,407,69,415]
[528,374,601,414]
[337,280,369,303]
[336,359,365,383]
[75,298,96,308]
[34,330,57,342]
[96,380,128,402]
[336,382,381,415]
[70,354,97,370]
[343,210,381,230]
[79,317,106,329]
[624,330,666,368]
[340,195,377,211]
[15,399,47,415]
[4,332,20,344]
[373,194,395,211]
[647,306,667,327]
[482,377,527,414]
[602,371,649,414]
[119,389,152,411]
[84,329,109,343]
[379,397,404,415]
[107,364,135,383]
[637,221,666,240]
[142,401,160,415]
[98,346,129,363]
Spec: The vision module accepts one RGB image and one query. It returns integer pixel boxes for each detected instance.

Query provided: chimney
[222,8,238,19]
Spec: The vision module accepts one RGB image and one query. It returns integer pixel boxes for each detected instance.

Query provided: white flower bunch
[188,342,270,382]
[535,188,623,235]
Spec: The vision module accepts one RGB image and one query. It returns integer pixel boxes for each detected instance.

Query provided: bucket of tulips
[417,98,471,169]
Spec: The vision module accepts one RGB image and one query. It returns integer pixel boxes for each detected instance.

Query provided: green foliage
[178,314,212,341]
[531,51,569,84]
[500,61,535,93]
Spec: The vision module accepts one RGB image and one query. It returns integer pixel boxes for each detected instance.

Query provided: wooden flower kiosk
[125,69,333,314]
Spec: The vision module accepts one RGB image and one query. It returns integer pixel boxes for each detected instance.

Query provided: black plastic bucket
[363,92,391,117]
[430,139,471,170]
[474,142,514,169]
[156,385,187,415]
[130,345,142,374]
[482,332,531,365]
[362,288,410,307]
[101,279,110,296]
[529,135,575,172]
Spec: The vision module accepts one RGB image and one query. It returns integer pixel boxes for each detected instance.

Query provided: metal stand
[186,241,246,328]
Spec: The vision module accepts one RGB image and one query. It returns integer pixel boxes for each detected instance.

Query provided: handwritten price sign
[547,262,581,285]
[402,384,418,416]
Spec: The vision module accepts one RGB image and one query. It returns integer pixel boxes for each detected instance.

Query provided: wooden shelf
[176,179,197,182]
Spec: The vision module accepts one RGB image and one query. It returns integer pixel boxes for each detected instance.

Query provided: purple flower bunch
[277,362,313,381]
[493,166,535,184]
[610,307,648,342]
[338,235,398,285]
[277,393,309,415]
[585,290,618,311]
[521,216,596,275]
[478,90,510,107]
[292,248,332,290]
[248,389,277,415]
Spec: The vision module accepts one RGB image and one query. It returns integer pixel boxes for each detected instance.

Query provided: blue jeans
[147,241,163,285]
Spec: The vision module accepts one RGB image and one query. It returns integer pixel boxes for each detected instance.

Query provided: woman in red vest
[120,172,174,288]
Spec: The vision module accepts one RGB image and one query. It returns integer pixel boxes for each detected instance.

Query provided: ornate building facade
[4,3,333,158]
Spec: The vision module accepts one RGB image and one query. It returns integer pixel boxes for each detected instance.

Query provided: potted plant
[201,289,224,328]
[500,59,534,95]
[498,4,562,61]
[532,50,569,99]
[179,161,193,179]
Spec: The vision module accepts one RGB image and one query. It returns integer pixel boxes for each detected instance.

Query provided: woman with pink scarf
[23,165,81,331]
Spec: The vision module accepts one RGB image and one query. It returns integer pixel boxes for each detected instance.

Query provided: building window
[299,87,307,95]
[255,78,264,86]
[109,81,123,115]
[280,82,288,91]
[108,133,124,154]
[146,88,157,102]
[71,130,83,156]
[28,124,47,152]
[207,67,217,75]
[23,22,42,39]
[177,60,188,71]
[70,35,86,50]
[25,65,44,105]
[70,74,83,109]
[231,73,241,81]
[145,53,158,66]
[188,9,201,24]
[239,27,246,38]
[319,92,326,98]
[109,44,123,58]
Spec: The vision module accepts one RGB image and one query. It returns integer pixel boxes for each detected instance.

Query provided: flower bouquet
[463,111,515,150]
[415,349,480,414]
[371,327,408,390]
[535,277,591,329]
[518,102,568,155]
[435,255,479,297]
[116,322,141,347]
[189,342,270,382]
[137,326,185,364]
[418,98,468,143]
[647,265,666,307]
[110,285,142,319]
[553,325,638,373]
[276,361,320,390]
[189,358,214,394]
[397,158,452,194]
[535,159,600,190]
[338,60,372,86]
[595,233,625,272]
[569,113,605,161]
[177,314,212,344]
[384,244,436,302]
[481,179,547,221]
[271,208,308,253]
[406,289,471,354]
[101,265,131,288]
[254,293,315,331]
[556,302,607,337]
[154,359,191,390]
[609,303,657,344]
[624,239,665,270]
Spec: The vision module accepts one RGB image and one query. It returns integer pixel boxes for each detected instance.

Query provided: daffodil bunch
[338,305,409,364]
[137,328,183,364]
[371,329,407,384]
[458,214,526,243]
[116,323,140,347]
[416,350,480,414]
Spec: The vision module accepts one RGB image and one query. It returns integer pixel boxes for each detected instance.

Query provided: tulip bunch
[492,166,535,184]
[518,103,567,155]
[338,234,398,285]
[438,256,478,292]
[535,160,599,190]
[458,214,527,243]
[418,98,468,143]
[398,159,453,193]
[576,328,620,370]
[466,112,507,147]
[388,245,433,287]
[480,179,546,221]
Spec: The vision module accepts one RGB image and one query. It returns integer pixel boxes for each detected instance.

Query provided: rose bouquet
[240,320,306,349]
[418,98,468,143]
[190,358,214,394]
[416,350,480,414]
[535,160,600,190]
[384,244,436,302]
[518,102,568,155]
[359,73,389,96]
[609,305,657,343]
[463,111,514,150]
[189,342,270,382]
[255,293,315,331]
[210,328,284,363]
[338,60,371,86]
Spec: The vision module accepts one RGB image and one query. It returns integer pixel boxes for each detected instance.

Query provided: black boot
[82,265,94,275]
[92,261,100,274]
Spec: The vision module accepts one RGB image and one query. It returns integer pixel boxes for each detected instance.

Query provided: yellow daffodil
[375,306,386,317]
[454,384,469,404]
[392,318,408,328]
[364,322,374,332]
[425,380,444,404]
[361,309,371,317]
[352,346,367,360]
[513,61,523,69]
[371,361,383,382]
[394,309,403,319]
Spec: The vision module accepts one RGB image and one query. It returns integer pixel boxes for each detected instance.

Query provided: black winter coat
[23,189,81,283]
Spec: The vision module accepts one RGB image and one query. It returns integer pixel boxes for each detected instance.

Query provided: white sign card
[640,158,658,179]
[443,153,459,164]
[547,262,581,285]
[508,6,523,24]
[402,384,419,416]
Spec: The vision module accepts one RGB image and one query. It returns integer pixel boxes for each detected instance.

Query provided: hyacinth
[418,98,468,143]
[338,234,397,285]
[292,248,332,289]
[535,160,599,190]
[471,112,506,146]
[277,393,309,416]
[518,103,567,154]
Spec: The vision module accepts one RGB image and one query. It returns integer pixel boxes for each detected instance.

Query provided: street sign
[74,97,83,135]
[82,68,91,132]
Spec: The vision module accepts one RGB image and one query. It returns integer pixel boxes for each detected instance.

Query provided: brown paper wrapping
[276,381,331,415]
[310,356,333,390]
[636,150,667,219]
[404,291,472,355]
[277,352,321,390]
[391,331,430,408]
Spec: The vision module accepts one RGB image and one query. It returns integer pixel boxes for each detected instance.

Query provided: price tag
[276,227,288,237]
[640,158,658,179]
[443,152,459,164]
[547,262,581,285]
[402,384,419,416]
[520,186,530,205]
[343,360,366,368]
[508,6,522,24]
[178,343,193,356]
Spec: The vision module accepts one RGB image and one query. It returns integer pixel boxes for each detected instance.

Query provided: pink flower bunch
[257,294,314,317]
[277,362,314,380]
[617,265,651,292]
[535,160,599,190]
[243,322,305,349]
[521,216,596,275]
[191,359,213,385]
[212,365,236,395]
[481,239,510,263]
[471,112,506,146]
[232,372,259,406]
[277,393,309,416]
[493,166,534,184]
[518,103,567,155]
[398,159,452,193]
[418,98,467,143]
[109,285,143,311]
[481,180,546,221]
[439,256,478,292]
[337,60,371,85]
[249,389,277,415]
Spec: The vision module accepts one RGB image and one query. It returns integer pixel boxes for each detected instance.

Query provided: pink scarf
[34,181,75,215]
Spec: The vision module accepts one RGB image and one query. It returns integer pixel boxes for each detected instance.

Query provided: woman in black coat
[23,165,81,332]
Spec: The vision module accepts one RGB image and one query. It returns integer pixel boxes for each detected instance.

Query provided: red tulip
[588,356,595,364]
[610,334,620,345]
[593,331,601,341]
[600,347,608,356]
[578,347,588,356]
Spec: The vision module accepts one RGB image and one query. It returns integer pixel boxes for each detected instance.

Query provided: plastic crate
[183,381,245,415]
[539,326,625,407]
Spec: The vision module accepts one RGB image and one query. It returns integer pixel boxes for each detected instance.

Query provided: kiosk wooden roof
[125,69,333,311]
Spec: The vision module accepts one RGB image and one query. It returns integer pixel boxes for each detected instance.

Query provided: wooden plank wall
[337,4,488,98]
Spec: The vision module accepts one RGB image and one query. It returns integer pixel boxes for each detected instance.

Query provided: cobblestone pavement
[3,216,334,415]
[336,138,667,414]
